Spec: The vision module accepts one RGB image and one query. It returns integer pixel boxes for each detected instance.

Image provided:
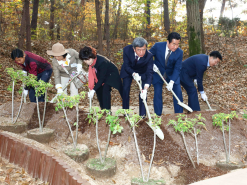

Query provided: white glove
[200,92,208,101]
[166,80,174,91]
[133,73,141,82]
[88,90,95,99]
[56,84,63,94]
[140,89,147,100]
[194,79,197,86]
[23,90,28,96]
[77,64,82,73]
[57,88,63,94]
[22,71,27,76]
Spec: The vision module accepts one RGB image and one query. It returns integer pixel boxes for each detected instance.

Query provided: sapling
[168,114,196,168]
[116,109,161,182]
[188,114,206,165]
[212,111,238,163]
[5,68,28,123]
[25,74,53,132]
[55,92,85,149]
[87,107,123,164]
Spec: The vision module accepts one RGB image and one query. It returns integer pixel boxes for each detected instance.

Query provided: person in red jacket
[11,48,53,102]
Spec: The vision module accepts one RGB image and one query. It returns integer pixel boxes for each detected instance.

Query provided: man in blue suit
[120,37,153,116]
[180,51,222,111]
[150,32,183,115]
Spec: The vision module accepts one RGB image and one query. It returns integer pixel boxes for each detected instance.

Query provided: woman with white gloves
[47,43,83,96]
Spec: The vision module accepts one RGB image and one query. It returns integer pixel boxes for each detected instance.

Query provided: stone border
[0,132,91,185]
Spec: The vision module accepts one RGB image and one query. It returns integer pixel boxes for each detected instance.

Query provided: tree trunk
[79,0,86,39]
[220,0,226,18]
[25,0,31,51]
[146,0,151,38]
[49,0,55,40]
[57,23,60,40]
[199,0,207,53]
[186,0,202,56]
[105,0,110,56]
[95,0,103,54]
[163,0,170,34]
[112,0,121,39]
[31,0,39,38]
[18,1,27,49]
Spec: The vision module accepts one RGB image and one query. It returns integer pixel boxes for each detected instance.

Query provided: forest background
[0,0,246,112]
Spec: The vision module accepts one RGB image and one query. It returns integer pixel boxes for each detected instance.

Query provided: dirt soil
[1,102,247,185]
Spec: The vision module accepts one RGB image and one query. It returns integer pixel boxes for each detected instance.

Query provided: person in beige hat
[47,43,84,96]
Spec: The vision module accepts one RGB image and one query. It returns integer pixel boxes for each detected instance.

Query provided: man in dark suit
[180,51,222,111]
[120,37,153,116]
[150,32,183,115]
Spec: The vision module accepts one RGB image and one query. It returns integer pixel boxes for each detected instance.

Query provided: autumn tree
[49,0,55,40]
[105,0,110,56]
[199,0,207,53]
[145,0,151,38]
[112,0,121,39]
[186,0,202,56]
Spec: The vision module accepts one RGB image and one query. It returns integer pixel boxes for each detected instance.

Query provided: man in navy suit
[120,37,153,116]
[180,51,222,111]
[150,32,183,115]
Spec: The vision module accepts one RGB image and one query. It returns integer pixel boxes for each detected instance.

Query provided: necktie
[165,50,171,66]
[135,55,138,64]
[163,50,171,79]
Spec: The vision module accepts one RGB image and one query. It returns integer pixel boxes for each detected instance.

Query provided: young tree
[163,0,170,34]
[186,0,202,56]
[31,0,40,38]
[95,0,103,54]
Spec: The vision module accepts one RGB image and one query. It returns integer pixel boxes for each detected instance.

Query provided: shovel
[153,64,193,113]
[205,95,216,111]
[134,77,164,140]
[50,71,83,103]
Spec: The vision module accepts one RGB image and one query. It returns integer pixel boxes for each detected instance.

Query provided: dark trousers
[29,69,53,102]
[96,83,112,110]
[122,76,146,116]
[153,78,183,116]
[180,71,200,111]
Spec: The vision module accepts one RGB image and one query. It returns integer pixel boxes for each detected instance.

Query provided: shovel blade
[146,121,164,140]
[178,102,193,112]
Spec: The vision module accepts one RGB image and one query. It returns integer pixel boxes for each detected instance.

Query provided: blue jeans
[29,69,53,102]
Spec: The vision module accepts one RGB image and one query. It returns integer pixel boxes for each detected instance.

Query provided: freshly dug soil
[1,101,247,185]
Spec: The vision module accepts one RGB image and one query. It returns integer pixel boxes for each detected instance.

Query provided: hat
[47,43,69,56]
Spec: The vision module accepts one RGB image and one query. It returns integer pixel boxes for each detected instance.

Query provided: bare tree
[163,0,170,34]
[31,0,40,38]
[186,0,202,56]
[95,0,103,54]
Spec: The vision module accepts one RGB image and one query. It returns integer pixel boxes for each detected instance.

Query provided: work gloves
[133,73,141,82]
[23,90,28,96]
[77,64,83,74]
[55,84,63,94]
[140,89,147,100]
[88,90,95,99]
[166,80,174,91]
[200,92,208,101]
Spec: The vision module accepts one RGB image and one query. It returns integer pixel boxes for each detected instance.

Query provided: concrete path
[189,168,247,185]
